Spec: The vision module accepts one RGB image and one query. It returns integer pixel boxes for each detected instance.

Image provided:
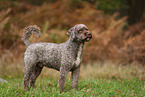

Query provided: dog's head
[67,24,92,42]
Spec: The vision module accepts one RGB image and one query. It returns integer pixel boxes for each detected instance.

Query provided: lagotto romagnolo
[22,24,92,93]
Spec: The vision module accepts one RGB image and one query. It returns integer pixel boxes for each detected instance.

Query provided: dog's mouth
[82,36,92,42]
[86,37,92,41]
[86,38,90,41]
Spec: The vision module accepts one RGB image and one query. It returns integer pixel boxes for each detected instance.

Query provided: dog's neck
[66,38,84,51]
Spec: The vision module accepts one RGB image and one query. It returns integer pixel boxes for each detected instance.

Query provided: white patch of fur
[73,43,84,67]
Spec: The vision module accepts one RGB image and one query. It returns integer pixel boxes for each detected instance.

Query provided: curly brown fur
[22,24,92,92]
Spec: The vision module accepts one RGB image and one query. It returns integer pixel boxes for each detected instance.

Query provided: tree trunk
[127,0,145,25]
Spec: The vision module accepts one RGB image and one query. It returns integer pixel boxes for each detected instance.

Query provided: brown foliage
[120,23,145,64]
[83,14,127,63]
[0,1,145,65]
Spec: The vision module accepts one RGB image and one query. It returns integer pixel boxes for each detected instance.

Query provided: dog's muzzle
[86,32,92,42]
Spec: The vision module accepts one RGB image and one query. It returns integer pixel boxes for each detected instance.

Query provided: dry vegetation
[0,0,145,70]
[42,62,145,80]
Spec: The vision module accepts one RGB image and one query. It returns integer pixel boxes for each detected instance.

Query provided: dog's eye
[78,29,83,33]
[84,32,87,35]
[79,29,83,32]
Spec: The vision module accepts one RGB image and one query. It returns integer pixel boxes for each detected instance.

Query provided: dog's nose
[88,32,91,35]
[87,32,92,37]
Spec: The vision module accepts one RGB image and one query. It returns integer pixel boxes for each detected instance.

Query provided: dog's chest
[73,43,84,67]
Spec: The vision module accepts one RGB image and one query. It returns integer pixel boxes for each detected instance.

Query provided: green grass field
[0,78,145,97]
[1,62,145,97]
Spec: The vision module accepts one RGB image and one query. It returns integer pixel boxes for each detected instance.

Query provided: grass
[0,78,145,97]
[1,55,145,96]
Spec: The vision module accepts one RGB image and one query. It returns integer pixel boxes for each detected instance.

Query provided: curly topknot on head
[74,24,88,31]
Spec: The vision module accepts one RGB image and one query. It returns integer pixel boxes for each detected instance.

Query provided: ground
[1,63,145,97]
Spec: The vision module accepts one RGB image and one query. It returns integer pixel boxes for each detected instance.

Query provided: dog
[22,24,92,93]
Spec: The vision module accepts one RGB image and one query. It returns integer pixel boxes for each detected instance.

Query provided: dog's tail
[22,25,42,48]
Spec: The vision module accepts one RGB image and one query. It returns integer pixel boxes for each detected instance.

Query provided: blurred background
[0,0,145,79]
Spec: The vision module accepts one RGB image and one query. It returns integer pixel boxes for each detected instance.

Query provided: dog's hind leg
[23,54,38,91]
[29,63,43,88]
[23,66,33,91]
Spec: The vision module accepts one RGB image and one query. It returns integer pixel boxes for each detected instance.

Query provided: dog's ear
[67,27,76,41]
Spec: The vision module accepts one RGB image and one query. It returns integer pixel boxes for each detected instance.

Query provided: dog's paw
[60,90,63,93]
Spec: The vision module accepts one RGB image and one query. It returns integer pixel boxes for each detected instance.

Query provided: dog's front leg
[58,67,69,93]
[71,66,80,89]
